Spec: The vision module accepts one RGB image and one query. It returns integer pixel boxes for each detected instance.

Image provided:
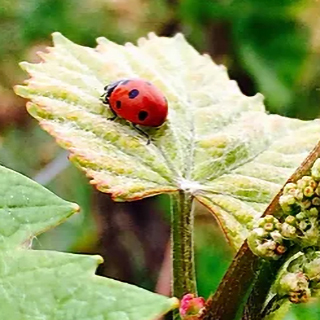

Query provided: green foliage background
[0,0,320,318]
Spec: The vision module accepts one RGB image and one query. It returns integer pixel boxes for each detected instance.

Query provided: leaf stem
[170,191,197,300]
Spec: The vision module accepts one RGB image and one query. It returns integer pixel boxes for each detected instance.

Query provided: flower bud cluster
[276,250,320,304]
[277,271,311,303]
[249,160,320,259]
[279,173,320,246]
[247,215,287,260]
[264,160,320,304]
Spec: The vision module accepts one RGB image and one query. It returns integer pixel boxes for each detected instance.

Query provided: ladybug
[101,78,168,144]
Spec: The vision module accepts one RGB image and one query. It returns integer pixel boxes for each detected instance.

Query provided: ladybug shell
[108,79,168,127]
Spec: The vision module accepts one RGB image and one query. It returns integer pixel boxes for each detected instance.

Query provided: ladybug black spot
[129,89,139,99]
[116,100,121,109]
[138,111,148,121]
[121,80,131,85]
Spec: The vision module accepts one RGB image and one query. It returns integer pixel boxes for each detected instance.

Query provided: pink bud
[179,293,206,320]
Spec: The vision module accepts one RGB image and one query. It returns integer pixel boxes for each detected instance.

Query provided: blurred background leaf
[0,0,319,318]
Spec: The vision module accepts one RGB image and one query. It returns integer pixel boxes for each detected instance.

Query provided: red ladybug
[101,78,168,143]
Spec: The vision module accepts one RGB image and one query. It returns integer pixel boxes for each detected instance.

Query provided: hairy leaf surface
[15,33,320,248]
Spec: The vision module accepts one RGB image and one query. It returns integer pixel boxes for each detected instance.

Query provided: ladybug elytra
[101,78,168,143]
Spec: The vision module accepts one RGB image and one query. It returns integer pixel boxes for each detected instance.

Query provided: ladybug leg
[132,124,151,145]
[100,92,117,120]
[108,108,118,121]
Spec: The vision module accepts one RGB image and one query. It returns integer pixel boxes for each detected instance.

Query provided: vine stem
[170,191,197,302]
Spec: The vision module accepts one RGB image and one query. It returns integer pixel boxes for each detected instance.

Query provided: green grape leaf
[0,165,78,248]
[0,165,178,319]
[15,32,320,249]
[0,250,177,320]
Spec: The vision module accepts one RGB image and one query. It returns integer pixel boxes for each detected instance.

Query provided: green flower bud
[275,222,282,230]
[264,222,274,232]
[294,190,304,202]
[279,195,297,212]
[285,215,296,226]
[258,215,278,231]
[296,212,306,221]
[248,219,285,260]
[303,186,314,198]
[310,180,317,189]
[303,256,320,282]
[312,197,320,206]
[265,215,276,223]
[258,218,265,228]
[315,186,320,197]
[299,221,308,231]
[309,207,318,218]
[301,199,311,210]
[252,227,268,238]
[284,183,297,195]
[270,230,283,243]
[256,240,278,259]
[277,272,310,304]
[301,176,317,188]
[297,178,308,190]
[281,223,297,239]
[311,159,320,181]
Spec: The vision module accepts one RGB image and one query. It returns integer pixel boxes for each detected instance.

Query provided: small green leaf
[15,32,320,249]
[0,165,78,248]
[0,165,178,319]
[0,250,178,320]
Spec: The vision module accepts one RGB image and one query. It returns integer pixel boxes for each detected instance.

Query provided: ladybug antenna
[107,108,117,121]
[100,91,109,105]
[101,79,126,105]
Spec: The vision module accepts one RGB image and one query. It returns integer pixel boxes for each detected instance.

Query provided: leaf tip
[173,33,186,41]
[26,101,40,117]
[170,297,180,309]
[51,32,69,46]
[252,92,265,104]
[96,36,108,45]
[147,32,157,39]
[13,85,27,99]
[72,203,81,214]
[92,254,104,265]
[19,61,30,71]
[52,31,62,38]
